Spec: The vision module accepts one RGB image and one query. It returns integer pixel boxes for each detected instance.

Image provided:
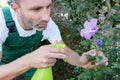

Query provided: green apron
[1,7,43,80]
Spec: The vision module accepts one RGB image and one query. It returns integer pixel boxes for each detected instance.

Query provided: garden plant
[52,0,120,80]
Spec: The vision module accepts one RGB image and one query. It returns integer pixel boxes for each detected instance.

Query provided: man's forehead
[21,0,51,2]
[20,0,51,4]
[17,0,52,9]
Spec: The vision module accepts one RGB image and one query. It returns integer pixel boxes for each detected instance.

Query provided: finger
[47,62,56,67]
[48,52,67,60]
[41,58,57,63]
[102,58,108,66]
[105,62,108,66]
[97,51,108,61]
[84,49,97,56]
[40,63,56,68]
[97,51,104,56]
[97,51,108,66]
[47,45,65,53]
[48,58,56,64]
[96,57,108,66]
[46,59,57,67]
[81,62,96,69]
[42,61,56,68]
[89,49,96,54]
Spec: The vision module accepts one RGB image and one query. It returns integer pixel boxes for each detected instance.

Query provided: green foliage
[52,0,120,80]
[85,54,103,64]
[110,14,120,23]
[80,40,91,47]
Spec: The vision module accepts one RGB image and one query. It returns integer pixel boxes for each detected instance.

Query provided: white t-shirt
[0,6,62,51]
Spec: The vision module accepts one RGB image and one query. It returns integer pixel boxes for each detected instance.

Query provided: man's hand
[50,41,108,69]
[25,45,67,69]
[80,49,108,69]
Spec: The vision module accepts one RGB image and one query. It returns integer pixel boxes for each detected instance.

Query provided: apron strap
[2,7,16,33]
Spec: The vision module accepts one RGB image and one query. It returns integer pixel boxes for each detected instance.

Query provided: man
[0,0,108,80]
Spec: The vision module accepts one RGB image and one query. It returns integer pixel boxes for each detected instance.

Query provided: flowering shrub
[52,0,120,80]
[78,18,120,80]
[80,18,104,65]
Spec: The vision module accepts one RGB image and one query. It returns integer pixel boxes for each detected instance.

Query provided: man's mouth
[33,24,47,31]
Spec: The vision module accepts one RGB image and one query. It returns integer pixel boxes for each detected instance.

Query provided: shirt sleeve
[0,8,9,51]
[42,18,62,43]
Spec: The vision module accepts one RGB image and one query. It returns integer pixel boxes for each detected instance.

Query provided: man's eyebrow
[47,3,53,7]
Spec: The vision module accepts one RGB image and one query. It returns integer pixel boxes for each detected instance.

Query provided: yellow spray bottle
[31,43,65,80]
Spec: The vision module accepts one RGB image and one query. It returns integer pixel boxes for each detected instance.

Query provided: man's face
[16,0,52,30]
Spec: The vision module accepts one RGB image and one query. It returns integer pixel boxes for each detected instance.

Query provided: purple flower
[96,39,102,47]
[80,18,98,40]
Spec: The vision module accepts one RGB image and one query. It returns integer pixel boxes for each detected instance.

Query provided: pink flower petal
[84,20,91,29]
[80,18,98,40]
[80,29,85,37]
[89,18,98,27]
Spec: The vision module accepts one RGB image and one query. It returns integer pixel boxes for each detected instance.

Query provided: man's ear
[10,3,20,15]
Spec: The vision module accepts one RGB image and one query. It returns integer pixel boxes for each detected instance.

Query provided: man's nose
[41,8,50,21]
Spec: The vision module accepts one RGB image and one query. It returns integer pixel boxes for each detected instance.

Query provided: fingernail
[105,62,108,66]
[96,63,100,66]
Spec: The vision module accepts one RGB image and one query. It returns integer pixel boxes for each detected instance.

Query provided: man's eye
[34,7,42,11]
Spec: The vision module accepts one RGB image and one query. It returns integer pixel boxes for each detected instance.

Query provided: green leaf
[110,14,120,22]
[80,40,91,47]
[85,54,96,64]
[96,56,103,63]
[112,64,120,69]
[76,6,81,13]
[102,24,111,30]
[112,5,120,10]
